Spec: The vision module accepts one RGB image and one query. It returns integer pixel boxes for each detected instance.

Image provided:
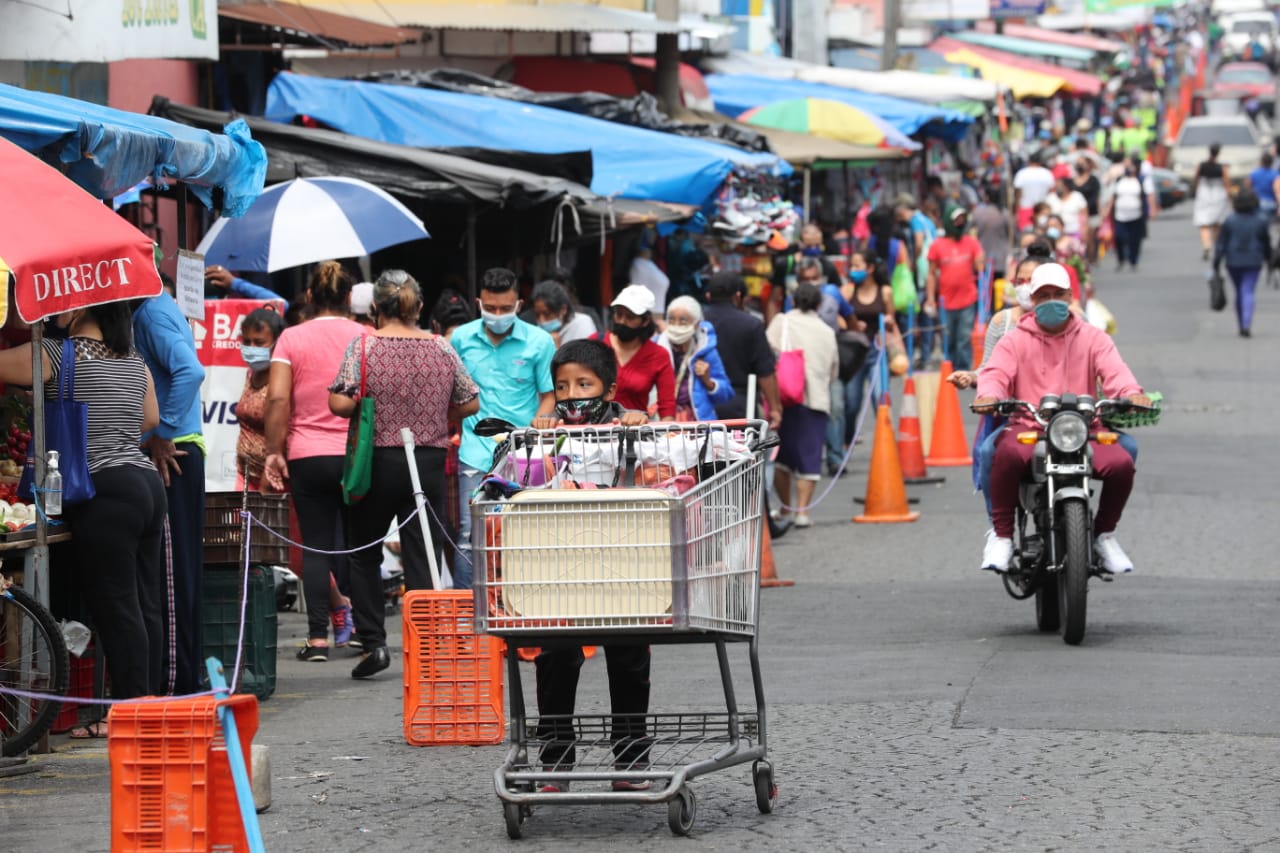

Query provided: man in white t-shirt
[1013,155,1056,231]
[1045,177,1090,238]
[628,245,669,310]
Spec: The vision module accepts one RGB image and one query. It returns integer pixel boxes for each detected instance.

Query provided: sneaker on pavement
[1095,533,1133,574]
[981,535,1014,573]
[793,513,813,528]
[295,642,329,662]
[331,603,354,647]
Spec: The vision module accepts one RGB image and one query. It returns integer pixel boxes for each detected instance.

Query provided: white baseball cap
[611,283,656,316]
[350,282,374,316]
[1028,262,1071,296]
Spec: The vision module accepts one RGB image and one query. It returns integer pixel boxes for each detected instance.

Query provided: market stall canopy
[944,30,1098,66]
[284,1,687,33]
[265,73,787,207]
[739,98,920,150]
[930,45,1067,98]
[1033,11,1149,32]
[217,2,421,47]
[680,109,909,166]
[0,83,266,217]
[704,52,999,104]
[0,136,162,324]
[931,37,1104,97]
[829,45,979,76]
[704,73,974,142]
[973,21,1126,54]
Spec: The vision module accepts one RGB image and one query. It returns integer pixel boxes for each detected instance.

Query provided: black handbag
[836,330,871,383]
[1208,270,1227,312]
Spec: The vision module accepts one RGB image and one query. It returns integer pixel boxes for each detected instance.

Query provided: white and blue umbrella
[196,176,429,272]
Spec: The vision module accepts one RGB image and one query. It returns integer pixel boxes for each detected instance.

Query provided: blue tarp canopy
[266,73,788,207]
[0,83,266,218]
[705,73,974,143]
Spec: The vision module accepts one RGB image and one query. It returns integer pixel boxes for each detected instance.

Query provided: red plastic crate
[108,694,258,853]
[402,590,505,746]
[50,643,101,734]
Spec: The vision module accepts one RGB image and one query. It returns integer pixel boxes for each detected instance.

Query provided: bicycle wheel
[1,583,69,756]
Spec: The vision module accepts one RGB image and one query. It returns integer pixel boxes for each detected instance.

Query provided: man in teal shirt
[452,267,556,588]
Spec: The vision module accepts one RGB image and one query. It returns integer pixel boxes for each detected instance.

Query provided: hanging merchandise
[710,172,801,248]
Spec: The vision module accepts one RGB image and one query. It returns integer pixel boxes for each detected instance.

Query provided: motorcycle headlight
[1047,412,1089,454]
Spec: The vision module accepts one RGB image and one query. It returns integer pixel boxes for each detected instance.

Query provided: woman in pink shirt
[264,261,366,662]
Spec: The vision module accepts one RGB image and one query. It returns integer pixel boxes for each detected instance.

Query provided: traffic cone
[854,403,921,524]
[759,518,794,588]
[913,371,941,455]
[897,377,944,485]
[925,360,973,467]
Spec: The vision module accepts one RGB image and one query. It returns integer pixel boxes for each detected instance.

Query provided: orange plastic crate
[108,694,258,853]
[402,590,505,746]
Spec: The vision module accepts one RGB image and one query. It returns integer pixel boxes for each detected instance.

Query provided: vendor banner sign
[0,0,217,62]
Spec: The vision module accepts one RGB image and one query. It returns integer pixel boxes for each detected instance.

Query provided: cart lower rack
[471,420,777,837]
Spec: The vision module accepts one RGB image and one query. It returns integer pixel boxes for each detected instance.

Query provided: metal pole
[176,185,189,251]
[802,168,812,224]
[465,206,477,300]
[881,0,900,71]
[842,161,852,231]
[29,321,48,609]
[654,0,680,116]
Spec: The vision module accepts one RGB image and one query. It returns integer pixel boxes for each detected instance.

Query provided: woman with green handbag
[329,270,479,680]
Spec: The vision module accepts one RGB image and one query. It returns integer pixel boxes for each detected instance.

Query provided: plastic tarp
[703,73,974,142]
[0,83,266,217]
[265,73,787,207]
[358,68,771,153]
[931,37,1103,97]
[972,21,1126,53]
[704,51,998,104]
[944,30,1098,65]
[931,45,1067,98]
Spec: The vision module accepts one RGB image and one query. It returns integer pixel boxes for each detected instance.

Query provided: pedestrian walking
[1105,165,1149,271]
[653,296,734,421]
[591,284,675,420]
[925,207,985,371]
[1193,142,1231,260]
[1213,188,1270,338]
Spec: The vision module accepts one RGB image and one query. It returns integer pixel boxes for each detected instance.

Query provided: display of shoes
[351,645,391,679]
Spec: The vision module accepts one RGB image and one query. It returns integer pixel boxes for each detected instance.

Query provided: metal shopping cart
[471,420,776,838]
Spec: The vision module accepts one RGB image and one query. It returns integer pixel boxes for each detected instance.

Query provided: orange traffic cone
[897,377,944,485]
[854,403,921,524]
[759,518,794,588]
[970,319,987,368]
[925,360,973,467]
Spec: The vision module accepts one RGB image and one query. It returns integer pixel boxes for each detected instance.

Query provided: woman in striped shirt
[0,301,166,717]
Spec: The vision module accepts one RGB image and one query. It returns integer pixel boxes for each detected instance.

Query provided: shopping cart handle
[474,417,518,437]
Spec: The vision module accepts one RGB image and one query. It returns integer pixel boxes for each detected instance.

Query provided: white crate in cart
[473,437,764,637]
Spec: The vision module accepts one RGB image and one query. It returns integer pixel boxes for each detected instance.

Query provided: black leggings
[64,465,167,699]
[348,446,449,650]
[288,455,349,641]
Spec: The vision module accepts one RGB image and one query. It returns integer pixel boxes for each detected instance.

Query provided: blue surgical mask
[1033,300,1071,328]
[482,310,516,335]
[241,345,271,372]
[1046,227,1062,240]
[801,246,824,257]
[849,270,868,284]
[539,318,563,333]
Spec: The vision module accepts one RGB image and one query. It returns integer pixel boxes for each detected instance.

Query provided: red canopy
[931,37,1104,97]
[0,136,161,323]
[974,21,1126,55]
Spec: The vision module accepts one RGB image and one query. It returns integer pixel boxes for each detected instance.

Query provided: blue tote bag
[20,338,96,507]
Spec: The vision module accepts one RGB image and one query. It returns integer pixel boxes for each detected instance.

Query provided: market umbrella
[0,136,162,324]
[196,176,429,273]
[737,98,921,151]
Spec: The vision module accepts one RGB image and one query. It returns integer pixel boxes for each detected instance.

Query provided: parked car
[1221,12,1280,62]
[1151,168,1191,209]
[1170,115,1266,184]
[1212,62,1274,100]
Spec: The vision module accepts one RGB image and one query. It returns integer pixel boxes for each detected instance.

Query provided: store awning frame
[285,1,688,34]
[218,3,420,48]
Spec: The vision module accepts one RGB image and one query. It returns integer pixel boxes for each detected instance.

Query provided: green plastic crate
[202,565,277,700]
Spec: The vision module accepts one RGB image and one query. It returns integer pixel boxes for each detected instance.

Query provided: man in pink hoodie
[974,264,1151,575]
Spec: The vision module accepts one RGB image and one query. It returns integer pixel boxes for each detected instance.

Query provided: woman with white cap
[592,284,675,420]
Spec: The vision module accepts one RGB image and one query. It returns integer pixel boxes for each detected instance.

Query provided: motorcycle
[978,393,1147,646]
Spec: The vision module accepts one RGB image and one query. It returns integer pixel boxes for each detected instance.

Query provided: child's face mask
[554,397,608,425]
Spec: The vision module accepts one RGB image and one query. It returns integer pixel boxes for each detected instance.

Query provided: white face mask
[1015,284,1034,310]
[665,322,696,346]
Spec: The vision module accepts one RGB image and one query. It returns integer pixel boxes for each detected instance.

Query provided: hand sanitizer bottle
[44,450,62,517]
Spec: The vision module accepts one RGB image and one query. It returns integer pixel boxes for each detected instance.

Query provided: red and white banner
[196,299,278,491]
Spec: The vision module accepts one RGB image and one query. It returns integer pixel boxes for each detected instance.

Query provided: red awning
[931,37,1103,97]
[0,137,161,323]
[974,21,1126,55]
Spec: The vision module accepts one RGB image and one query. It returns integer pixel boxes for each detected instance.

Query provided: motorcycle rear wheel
[1058,500,1091,646]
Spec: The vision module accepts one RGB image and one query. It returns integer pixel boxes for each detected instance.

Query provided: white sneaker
[1095,533,1133,574]
[793,513,812,528]
[981,535,1014,573]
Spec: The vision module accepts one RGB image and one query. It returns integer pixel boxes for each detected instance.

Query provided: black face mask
[555,396,609,425]
[612,321,652,343]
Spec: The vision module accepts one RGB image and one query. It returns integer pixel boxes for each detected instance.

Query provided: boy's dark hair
[792,282,823,313]
[242,306,284,341]
[431,288,473,332]
[480,267,518,294]
[551,339,617,390]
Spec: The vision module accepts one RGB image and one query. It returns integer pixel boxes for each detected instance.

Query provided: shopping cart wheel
[753,760,777,814]
[504,802,526,839]
[667,785,697,836]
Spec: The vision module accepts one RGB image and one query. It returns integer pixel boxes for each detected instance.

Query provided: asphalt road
[3,208,1279,851]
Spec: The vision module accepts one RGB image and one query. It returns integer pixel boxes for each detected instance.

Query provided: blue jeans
[1226,265,1260,332]
[944,303,976,371]
[1113,219,1143,266]
[452,468,483,589]
[825,377,846,470]
[843,343,880,446]
[977,428,1140,519]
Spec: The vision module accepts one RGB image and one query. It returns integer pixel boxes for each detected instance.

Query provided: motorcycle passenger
[974,263,1150,575]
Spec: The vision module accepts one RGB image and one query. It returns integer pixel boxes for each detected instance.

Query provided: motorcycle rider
[973,263,1150,575]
